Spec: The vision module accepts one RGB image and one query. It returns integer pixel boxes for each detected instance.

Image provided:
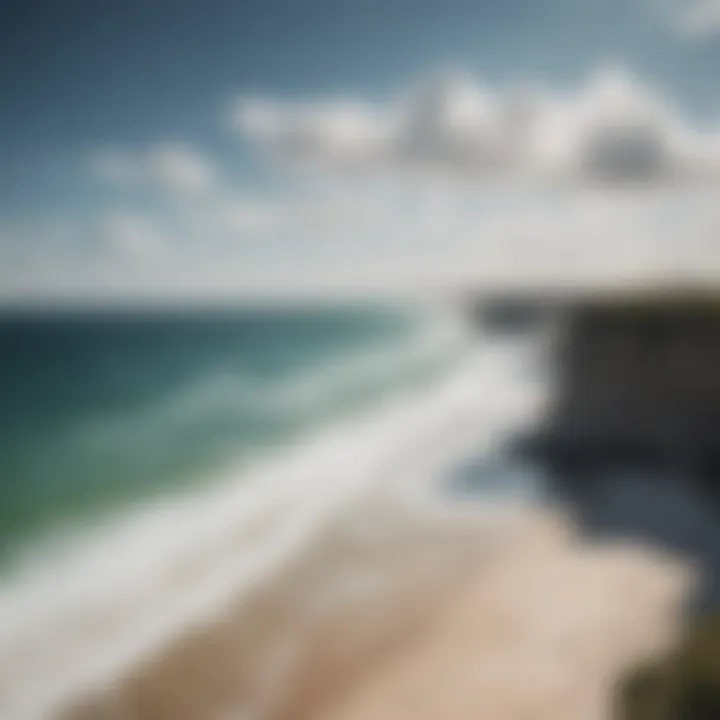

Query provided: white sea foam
[0,323,544,719]
[80,306,469,450]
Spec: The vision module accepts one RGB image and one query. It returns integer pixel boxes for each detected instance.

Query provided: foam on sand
[0,331,692,720]
[62,504,693,720]
[0,337,537,720]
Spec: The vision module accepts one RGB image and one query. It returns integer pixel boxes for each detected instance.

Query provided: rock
[520,291,720,487]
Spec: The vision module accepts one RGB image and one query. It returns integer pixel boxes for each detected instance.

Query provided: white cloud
[8,62,720,303]
[212,197,285,236]
[236,98,389,168]
[684,0,720,35]
[100,212,169,261]
[5,185,720,301]
[234,67,720,186]
[647,0,720,38]
[93,143,216,195]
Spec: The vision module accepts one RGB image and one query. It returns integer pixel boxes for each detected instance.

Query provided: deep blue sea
[0,305,460,561]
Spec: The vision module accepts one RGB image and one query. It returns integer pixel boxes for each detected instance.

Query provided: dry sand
[313,523,691,720]
[58,497,693,720]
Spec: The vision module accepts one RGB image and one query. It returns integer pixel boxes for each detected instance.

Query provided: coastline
[0,328,693,720]
[0,341,535,719]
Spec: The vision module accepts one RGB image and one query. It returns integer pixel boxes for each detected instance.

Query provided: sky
[2,0,720,302]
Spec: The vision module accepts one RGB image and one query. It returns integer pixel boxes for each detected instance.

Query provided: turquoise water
[0,305,455,559]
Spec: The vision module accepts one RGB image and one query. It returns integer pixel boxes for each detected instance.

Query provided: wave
[0,326,543,719]
[78,307,470,454]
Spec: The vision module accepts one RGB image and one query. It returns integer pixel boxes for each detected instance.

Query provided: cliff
[518,290,720,482]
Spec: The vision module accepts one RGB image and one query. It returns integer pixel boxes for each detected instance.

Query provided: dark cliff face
[471,292,566,336]
[512,293,720,610]
[523,296,720,478]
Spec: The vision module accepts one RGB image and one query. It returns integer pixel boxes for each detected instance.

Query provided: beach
[59,496,691,720]
[0,309,696,719]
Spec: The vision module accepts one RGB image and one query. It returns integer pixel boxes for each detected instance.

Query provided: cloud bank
[234,67,720,186]
[6,65,720,302]
[93,143,216,195]
[648,0,720,38]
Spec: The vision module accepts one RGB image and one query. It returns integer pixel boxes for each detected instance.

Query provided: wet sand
[60,498,692,720]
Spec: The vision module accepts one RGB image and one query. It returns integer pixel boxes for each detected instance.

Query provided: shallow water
[0,304,464,560]
[0,303,565,718]
[0,309,550,718]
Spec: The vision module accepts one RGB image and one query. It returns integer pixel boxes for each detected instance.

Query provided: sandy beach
[56,491,692,720]
[0,336,695,720]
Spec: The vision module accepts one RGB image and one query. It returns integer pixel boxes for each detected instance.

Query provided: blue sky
[2,0,720,300]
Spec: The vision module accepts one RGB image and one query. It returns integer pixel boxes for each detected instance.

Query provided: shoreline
[0,326,694,719]
[60,499,692,720]
[63,487,530,719]
[0,342,539,719]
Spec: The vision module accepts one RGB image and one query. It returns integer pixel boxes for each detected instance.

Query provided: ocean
[0,302,548,718]
[0,302,709,720]
[0,304,467,562]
